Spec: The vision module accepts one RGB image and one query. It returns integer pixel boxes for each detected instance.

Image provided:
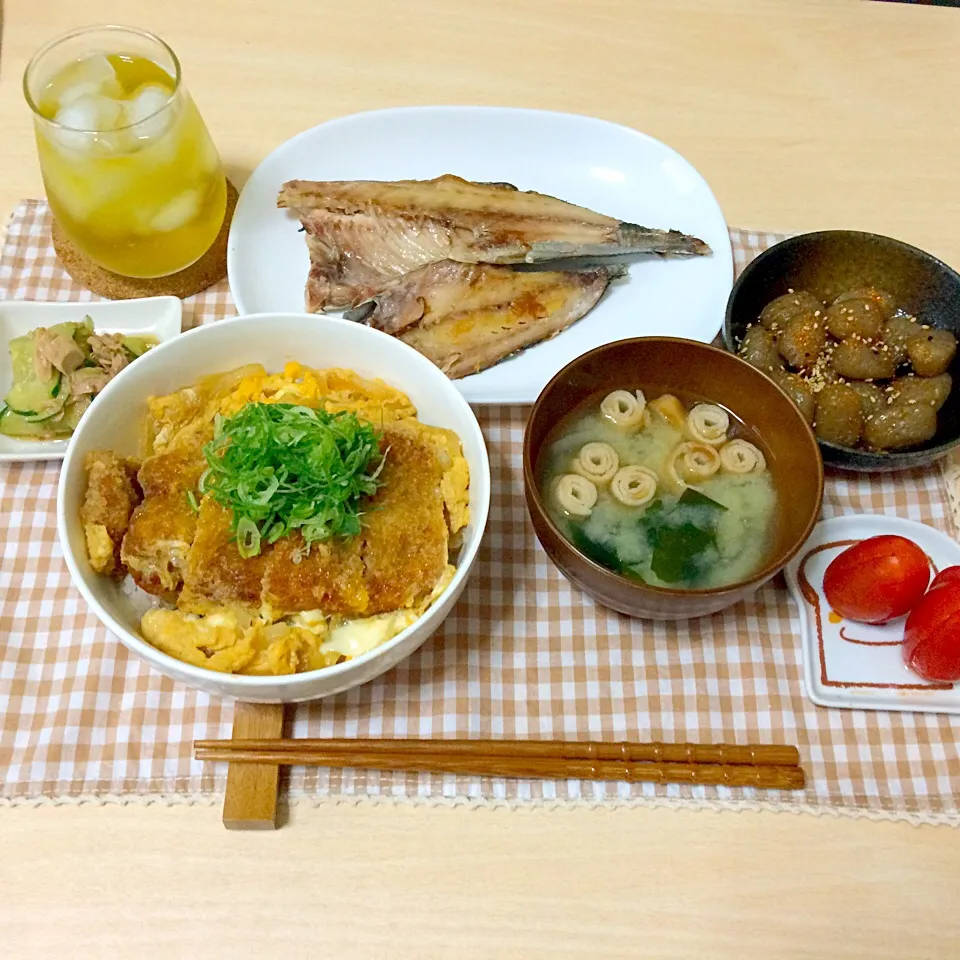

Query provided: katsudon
[79,363,470,676]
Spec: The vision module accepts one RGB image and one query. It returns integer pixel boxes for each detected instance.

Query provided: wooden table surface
[2,1,960,956]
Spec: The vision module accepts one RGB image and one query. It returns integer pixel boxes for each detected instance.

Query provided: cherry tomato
[822,535,931,625]
[930,566,960,593]
[903,585,960,682]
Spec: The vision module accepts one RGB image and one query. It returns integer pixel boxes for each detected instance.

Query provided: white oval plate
[0,296,182,463]
[227,106,733,404]
[784,515,960,715]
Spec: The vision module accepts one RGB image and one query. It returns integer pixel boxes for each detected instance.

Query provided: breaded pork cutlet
[179,498,271,612]
[358,427,448,613]
[80,451,142,577]
[179,425,449,618]
[120,449,206,599]
[261,534,368,617]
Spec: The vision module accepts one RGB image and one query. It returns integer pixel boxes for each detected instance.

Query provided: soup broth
[538,388,778,590]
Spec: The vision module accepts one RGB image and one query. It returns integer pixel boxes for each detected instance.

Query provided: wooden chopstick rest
[220,702,286,831]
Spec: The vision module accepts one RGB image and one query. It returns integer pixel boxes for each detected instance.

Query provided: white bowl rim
[56,312,491,689]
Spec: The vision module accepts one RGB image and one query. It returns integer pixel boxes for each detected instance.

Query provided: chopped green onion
[236,517,261,558]
[200,402,384,558]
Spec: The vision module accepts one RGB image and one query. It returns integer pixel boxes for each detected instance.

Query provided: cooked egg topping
[141,565,455,675]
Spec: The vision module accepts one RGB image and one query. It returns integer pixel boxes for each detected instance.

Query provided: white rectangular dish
[0,297,182,462]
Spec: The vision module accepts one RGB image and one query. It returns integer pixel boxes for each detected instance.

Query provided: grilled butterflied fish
[346,260,619,377]
[278,174,710,312]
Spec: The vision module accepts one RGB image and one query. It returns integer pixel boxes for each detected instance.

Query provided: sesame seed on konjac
[738,285,956,452]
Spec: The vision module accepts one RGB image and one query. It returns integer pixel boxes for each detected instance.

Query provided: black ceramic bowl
[724,230,960,472]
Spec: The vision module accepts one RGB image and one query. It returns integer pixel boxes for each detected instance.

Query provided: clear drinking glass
[24,25,227,279]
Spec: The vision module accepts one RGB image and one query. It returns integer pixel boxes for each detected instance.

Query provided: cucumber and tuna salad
[1,316,157,440]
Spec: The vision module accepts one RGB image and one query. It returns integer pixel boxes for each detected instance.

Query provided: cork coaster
[51,179,238,300]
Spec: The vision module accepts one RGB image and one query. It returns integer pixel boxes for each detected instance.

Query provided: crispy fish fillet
[385,265,614,378]
[80,451,142,577]
[278,174,710,311]
[120,450,206,598]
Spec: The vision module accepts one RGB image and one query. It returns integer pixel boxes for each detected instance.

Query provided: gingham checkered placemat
[2,201,960,823]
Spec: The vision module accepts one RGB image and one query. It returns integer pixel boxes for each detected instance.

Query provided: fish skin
[278,175,617,229]
[392,265,616,379]
[520,224,712,262]
[279,175,709,311]
[345,260,624,337]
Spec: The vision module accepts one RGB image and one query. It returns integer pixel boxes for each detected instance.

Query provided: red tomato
[903,585,960,682]
[822,535,931,625]
[930,566,960,593]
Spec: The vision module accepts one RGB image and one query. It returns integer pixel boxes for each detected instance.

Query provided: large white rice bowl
[57,314,491,702]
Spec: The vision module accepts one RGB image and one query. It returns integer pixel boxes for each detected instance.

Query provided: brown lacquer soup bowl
[523,337,824,620]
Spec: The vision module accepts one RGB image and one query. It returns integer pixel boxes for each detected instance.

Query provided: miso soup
[538,387,778,590]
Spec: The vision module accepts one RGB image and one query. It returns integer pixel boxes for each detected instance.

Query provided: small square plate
[0,297,182,462]
[785,515,960,715]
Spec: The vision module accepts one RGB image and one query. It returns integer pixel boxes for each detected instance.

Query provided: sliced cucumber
[54,396,91,432]
[0,407,69,439]
[4,335,65,420]
[14,381,67,422]
[48,320,83,339]
[44,399,72,428]
[69,316,96,359]
[122,334,158,358]
[8,335,42,383]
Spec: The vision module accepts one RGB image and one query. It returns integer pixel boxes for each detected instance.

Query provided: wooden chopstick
[195,737,800,768]
[194,748,804,789]
[194,738,805,790]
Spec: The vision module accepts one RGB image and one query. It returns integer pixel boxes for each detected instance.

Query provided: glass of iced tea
[24,25,227,279]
